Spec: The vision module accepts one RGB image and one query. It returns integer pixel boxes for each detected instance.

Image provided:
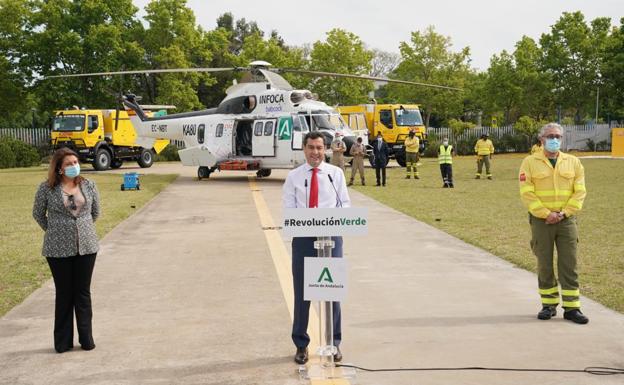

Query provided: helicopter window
[53,115,85,132]
[394,108,423,126]
[254,121,264,136]
[215,123,224,137]
[264,121,274,136]
[329,114,347,130]
[311,113,334,131]
[198,124,205,144]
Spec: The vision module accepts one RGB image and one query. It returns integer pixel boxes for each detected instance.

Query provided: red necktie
[309,168,319,208]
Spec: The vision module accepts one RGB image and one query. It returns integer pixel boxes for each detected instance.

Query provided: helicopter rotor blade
[279,68,463,91]
[45,67,243,79]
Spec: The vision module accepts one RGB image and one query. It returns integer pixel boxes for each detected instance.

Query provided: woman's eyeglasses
[544,134,562,139]
[67,194,77,211]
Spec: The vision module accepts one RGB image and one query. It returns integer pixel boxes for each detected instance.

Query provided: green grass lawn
[0,167,177,316]
[351,153,624,313]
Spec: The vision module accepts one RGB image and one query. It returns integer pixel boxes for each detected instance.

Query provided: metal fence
[0,124,614,152]
[0,127,51,147]
[427,124,613,151]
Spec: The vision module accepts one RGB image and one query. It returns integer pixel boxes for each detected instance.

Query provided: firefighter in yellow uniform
[519,123,588,324]
[474,134,495,179]
[530,138,542,154]
[404,130,420,179]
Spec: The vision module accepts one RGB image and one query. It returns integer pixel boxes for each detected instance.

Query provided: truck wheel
[137,148,154,168]
[111,159,123,169]
[198,166,211,180]
[93,148,111,170]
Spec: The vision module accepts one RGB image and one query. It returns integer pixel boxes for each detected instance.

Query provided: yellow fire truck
[337,104,427,166]
[51,108,169,170]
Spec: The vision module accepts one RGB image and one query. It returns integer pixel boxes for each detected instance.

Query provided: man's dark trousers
[292,236,342,348]
[375,166,386,185]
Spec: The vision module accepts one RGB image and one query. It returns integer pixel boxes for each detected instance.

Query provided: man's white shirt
[283,161,351,209]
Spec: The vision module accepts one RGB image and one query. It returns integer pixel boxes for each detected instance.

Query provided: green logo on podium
[317,267,334,283]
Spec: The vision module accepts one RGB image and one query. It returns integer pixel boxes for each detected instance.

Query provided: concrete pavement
[1,163,623,384]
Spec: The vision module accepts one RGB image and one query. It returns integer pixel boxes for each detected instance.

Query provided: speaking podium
[283,207,368,380]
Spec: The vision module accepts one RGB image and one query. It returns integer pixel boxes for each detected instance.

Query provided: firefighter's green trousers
[529,214,580,309]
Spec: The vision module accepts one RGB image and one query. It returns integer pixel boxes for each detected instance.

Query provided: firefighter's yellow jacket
[519,151,586,219]
[475,139,495,155]
[404,136,420,153]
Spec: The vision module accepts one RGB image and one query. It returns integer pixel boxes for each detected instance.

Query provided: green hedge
[0,136,41,168]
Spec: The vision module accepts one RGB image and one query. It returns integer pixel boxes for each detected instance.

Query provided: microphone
[304,179,308,208]
[327,174,343,207]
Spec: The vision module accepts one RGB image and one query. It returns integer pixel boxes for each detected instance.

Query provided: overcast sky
[132,0,622,71]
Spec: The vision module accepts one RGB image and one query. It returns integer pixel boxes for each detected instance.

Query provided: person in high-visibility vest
[474,133,495,179]
[438,137,454,188]
[519,123,588,324]
[404,130,420,179]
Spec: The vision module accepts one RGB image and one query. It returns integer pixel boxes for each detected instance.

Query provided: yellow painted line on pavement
[248,177,321,353]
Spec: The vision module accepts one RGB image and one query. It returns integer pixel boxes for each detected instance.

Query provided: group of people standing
[330,131,497,189]
[31,122,588,364]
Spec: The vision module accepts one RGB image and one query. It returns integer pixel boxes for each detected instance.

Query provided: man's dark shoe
[347,181,353,186]
[537,306,557,320]
[294,347,308,364]
[333,346,342,362]
[564,309,589,324]
[487,176,493,180]
[415,175,420,179]
[375,183,380,186]
[475,175,481,179]
[405,175,410,179]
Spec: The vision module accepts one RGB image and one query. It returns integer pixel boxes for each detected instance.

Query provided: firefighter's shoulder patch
[519,172,526,182]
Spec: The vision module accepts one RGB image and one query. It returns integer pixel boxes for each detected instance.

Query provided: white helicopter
[50,61,461,179]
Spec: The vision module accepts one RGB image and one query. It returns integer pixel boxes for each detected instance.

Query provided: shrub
[155,144,181,161]
[0,136,40,168]
[586,138,596,151]
[596,140,609,151]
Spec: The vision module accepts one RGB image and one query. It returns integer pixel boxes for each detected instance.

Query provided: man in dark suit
[372,132,389,186]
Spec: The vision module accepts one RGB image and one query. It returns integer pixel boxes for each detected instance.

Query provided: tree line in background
[0,0,622,133]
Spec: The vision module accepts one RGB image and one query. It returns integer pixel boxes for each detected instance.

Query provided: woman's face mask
[64,164,81,178]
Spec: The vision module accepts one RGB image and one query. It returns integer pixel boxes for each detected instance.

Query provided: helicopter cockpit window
[394,108,423,126]
[293,115,309,132]
[215,123,224,137]
[254,121,264,136]
[198,124,205,144]
[264,121,274,136]
[329,114,347,130]
[311,111,335,131]
[53,115,85,132]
